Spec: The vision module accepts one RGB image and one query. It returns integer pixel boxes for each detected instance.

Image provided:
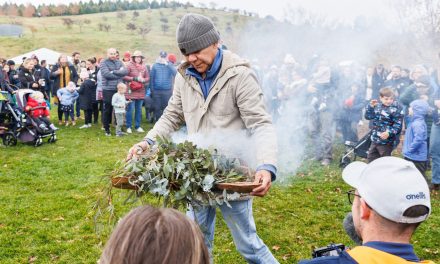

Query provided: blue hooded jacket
[403,99,430,161]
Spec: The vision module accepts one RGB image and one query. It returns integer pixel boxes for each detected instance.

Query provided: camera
[312,243,346,258]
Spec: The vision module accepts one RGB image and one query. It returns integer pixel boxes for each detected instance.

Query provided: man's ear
[359,199,372,220]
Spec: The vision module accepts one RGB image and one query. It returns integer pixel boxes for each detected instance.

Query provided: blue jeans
[187,199,279,264]
[430,124,440,184]
[126,99,143,129]
[75,97,80,117]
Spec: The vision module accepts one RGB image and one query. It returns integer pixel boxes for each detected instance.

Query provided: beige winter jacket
[146,50,277,168]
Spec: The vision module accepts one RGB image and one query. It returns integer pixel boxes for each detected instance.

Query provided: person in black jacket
[18,58,46,98]
[40,60,51,98]
[78,69,98,129]
[50,54,78,125]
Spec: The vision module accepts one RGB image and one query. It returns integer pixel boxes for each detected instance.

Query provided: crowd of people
[1,11,438,264]
[0,48,177,136]
[253,53,440,192]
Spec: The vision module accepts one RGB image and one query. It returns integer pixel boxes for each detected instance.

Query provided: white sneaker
[87,124,92,128]
[79,124,90,129]
[127,128,132,134]
[136,127,145,133]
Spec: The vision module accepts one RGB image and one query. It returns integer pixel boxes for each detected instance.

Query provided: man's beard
[74,59,80,64]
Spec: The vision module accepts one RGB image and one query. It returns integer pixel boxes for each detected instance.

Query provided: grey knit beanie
[176,13,220,55]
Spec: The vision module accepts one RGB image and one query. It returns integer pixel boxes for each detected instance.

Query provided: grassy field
[0,7,250,64]
[0,106,439,263]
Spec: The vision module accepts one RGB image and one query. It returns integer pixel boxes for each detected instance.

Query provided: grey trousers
[115,112,125,134]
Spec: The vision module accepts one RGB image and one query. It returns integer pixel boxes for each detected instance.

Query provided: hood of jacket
[410,99,430,120]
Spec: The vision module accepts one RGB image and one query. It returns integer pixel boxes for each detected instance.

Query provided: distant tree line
[0,0,193,17]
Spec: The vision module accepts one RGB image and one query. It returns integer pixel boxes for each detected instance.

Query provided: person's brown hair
[87,57,97,64]
[100,206,209,264]
[379,87,394,98]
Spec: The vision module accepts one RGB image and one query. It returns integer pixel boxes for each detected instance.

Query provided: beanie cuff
[178,28,220,55]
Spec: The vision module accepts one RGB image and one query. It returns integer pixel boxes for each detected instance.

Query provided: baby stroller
[5,89,57,147]
[339,130,372,168]
[0,89,23,146]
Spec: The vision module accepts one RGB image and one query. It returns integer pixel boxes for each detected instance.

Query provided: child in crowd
[57,82,79,126]
[78,69,97,129]
[111,83,128,137]
[25,91,57,132]
[365,87,404,163]
[403,99,431,181]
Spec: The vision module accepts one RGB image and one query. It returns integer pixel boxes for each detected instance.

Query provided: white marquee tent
[9,48,73,66]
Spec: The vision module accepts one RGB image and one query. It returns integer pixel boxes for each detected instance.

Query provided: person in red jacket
[25,91,57,132]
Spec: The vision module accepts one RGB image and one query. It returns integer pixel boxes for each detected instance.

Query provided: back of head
[100,206,209,264]
[176,13,220,55]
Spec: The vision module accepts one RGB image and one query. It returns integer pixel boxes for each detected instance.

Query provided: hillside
[0,7,252,63]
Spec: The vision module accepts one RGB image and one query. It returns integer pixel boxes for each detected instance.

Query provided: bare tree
[132,10,139,20]
[103,24,111,32]
[29,25,37,37]
[74,19,85,33]
[62,18,74,29]
[394,0,440,44]
[139,25,151,39]
[117,11,126,22]
[126,22,137,34]
[161,23,169,34]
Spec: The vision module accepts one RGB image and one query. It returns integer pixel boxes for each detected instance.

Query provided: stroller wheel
[3,132,17,146]
[339,156,351,168]
[48,134,57,143]
[34,137,43,147]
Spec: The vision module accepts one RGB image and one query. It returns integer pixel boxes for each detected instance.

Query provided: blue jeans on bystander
[126,99,143,129]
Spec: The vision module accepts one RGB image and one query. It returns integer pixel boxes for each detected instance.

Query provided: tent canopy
[9,48,73,66]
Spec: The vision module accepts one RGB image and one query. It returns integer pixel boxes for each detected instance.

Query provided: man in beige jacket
[127,13,279,263]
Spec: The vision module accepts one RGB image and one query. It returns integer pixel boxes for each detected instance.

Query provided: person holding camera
[300,156,433,264]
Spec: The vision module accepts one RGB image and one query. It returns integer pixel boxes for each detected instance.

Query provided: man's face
[107,49,117,60]
[74,54,81,62]
[380,95,394,106]
[185,44,218,75]
[391,67,401,79]
[351,190,363,240]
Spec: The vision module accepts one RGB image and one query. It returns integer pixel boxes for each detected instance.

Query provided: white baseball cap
[342,157,431,224]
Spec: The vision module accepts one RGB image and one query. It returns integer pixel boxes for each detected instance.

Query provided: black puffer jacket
[78,79,97,110]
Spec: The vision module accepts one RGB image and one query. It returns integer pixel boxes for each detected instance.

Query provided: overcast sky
[4,0,392,22]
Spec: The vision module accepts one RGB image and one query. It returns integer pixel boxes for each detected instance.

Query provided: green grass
[0,107,439,263]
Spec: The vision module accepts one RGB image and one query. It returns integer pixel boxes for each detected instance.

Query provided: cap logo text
[406,192,426,200]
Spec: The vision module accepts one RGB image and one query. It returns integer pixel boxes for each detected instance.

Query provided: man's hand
[251,170,272,197]
[380,131,389,140]
[126,141,150,161]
